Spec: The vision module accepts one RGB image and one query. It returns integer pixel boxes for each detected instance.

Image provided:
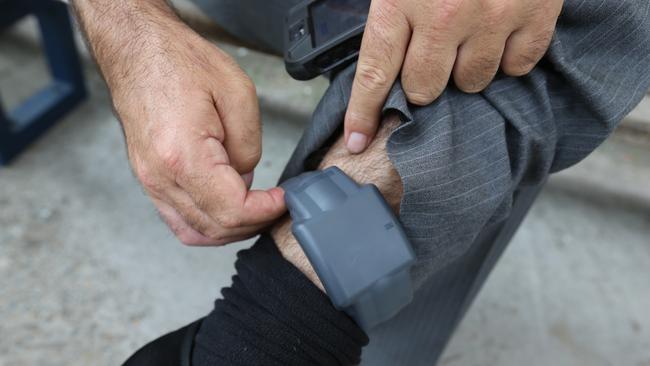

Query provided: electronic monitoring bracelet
[281,166,416,330]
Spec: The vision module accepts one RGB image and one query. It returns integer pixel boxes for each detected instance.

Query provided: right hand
[104,20,285,245]
[343,0,562,154]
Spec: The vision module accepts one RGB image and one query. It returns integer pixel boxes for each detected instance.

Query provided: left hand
[344,0,564,153]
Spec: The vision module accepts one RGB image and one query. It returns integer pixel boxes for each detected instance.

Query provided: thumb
[237,187,287,226]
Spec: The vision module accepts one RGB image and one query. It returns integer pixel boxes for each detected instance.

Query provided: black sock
[192,234,368,366]
[122,320,201,366]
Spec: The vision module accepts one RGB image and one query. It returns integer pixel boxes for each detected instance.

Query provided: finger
[135,161,223,245]
[215,73,262,174]
[163,187,272,244]
[179,154,285,228]
[159,187,229,244]
[400,0,472,105]
[453,32,507,93]
[344,0,411,154]
[153,197,217,246]
[501,27,554,77]
[401,25,458,105]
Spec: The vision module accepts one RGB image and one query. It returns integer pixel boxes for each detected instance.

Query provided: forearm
[71,0,186,92]
[272,115,403,291]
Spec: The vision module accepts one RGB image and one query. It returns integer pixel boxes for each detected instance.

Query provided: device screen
[310,0,370,47]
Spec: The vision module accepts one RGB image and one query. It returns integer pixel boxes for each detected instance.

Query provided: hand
[75,1,285,245]
[344,0,563,153]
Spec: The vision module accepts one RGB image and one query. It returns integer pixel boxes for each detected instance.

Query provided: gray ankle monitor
[281,166,415,330]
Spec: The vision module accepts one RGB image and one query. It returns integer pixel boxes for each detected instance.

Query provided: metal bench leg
[0,0,87,165]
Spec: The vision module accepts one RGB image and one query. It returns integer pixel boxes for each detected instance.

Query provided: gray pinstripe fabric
[279,0,650,289]
[191,0,650,364]
[360,183,544,365]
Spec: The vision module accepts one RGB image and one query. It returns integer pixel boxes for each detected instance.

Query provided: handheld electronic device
[282,167,416,330]
[284,0,370,80]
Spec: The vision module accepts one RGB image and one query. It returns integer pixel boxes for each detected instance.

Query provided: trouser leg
[188,0,302,54]
[361,184,544,365]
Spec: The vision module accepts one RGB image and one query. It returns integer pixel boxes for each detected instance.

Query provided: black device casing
[284,0,366,80]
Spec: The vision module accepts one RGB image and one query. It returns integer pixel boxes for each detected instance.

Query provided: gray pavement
[1,17,650,366]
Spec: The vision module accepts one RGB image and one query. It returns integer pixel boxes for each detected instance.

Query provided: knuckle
[372,0,402,27]
[206,231,227,242]
[527,31,553,54]
[414,23,447,47]
[135,163,164,194]
[472,52,500,71]
[482,0,510,26]
[198,223,227,241]
[225,73,257,104]
[239,76,257,97]
[165,218,201,246]
[503,59,534,76]
[172,213,208,244]
[503,45,545,76]
[244,148,262,168]
[177,232,200,246]
[240,143,262,167]
[237,124,262,153]
[155,143,184,176]
[345,109,375,131]
[218,214,242,229]
[457,58,498,92]
[405,90,435,106]
[504,31,553,76]
[403,60,449,101]
[533,31,555,54]
[356,62,391,93]
[437,0,463,24]
[528,1,558,20]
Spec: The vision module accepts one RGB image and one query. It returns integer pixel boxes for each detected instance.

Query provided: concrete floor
[1,20,650,366]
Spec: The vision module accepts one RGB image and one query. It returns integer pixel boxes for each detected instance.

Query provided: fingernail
[347,132,368,154]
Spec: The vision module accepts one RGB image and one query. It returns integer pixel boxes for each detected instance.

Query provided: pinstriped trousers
[191,0,650,364]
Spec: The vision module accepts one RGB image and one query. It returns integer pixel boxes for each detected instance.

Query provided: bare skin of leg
[271,115,403,291]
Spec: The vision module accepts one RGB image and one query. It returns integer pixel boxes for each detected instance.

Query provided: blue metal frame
[0,0,87,165]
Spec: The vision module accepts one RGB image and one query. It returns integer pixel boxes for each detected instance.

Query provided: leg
[189,118,404,366]
[271,1,650,363]
[272,115,404,290]
[188,0,302,54]
[269,114,543,365]
[122,321,201,366]
[125,115,539,366]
